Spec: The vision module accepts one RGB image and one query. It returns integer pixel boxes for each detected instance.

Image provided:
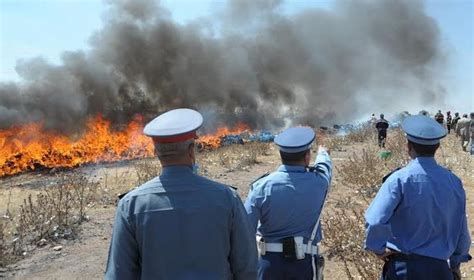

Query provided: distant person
[434,110,444,125]
[375,114,389,148]
[452,112,461,135]
[105,108,257,279]
[446,111,452,134]
[365,115,471,280]
[456,114,470,151]
[245,127,332,280]
[370,113,377,124]
[419,110,430,116]
[469,112,474,155]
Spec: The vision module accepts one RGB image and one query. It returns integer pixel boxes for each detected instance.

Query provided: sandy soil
[1,134,473,280]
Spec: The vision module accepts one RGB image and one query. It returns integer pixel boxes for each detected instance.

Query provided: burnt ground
[1,134,473,280]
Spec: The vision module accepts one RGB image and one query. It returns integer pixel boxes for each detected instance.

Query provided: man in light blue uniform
[244,127,332,280]
[105,108,258,280]
[365,115,471,280]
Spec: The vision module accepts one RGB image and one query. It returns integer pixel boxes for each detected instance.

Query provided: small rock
[37,238,48,247]
[103,237,108,240]
[52,245,63,251]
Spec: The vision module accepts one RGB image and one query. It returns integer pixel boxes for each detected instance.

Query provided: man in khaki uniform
[456,114,470,152]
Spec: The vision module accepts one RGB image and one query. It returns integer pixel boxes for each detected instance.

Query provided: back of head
[401,115,447,158]
[274,127,315,166]
[380,113,384,119]
[470,112,474,119]
[143,108,203,165]
[407,140,439,157]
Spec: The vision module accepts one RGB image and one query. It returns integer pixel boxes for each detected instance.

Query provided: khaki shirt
[456,117,470,137]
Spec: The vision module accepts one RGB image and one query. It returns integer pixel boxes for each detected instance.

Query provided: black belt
[389,253,444,262]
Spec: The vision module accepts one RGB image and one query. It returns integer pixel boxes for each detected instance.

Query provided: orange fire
[0,116,250,177]
[197,123,250,150]
[0,115,154,177]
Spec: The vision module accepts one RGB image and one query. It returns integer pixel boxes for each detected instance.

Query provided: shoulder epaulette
[118,191,129,200]
[249,172,270,191]
[382,167,403,183]
[117,188,135,200]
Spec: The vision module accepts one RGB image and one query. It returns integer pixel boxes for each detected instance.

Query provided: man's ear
[304,150,311,165]
[188,143,196,161]
[407,141,415,158]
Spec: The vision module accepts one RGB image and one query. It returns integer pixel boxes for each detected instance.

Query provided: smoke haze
[0,0,444,132]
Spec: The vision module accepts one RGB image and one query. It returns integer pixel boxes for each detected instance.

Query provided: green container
[379,150,392,160]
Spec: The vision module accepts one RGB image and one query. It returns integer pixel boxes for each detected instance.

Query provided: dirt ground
[1,133,473,280]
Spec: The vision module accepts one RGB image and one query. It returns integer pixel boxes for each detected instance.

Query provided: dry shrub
[198,142,270,172]
[0,220,8,267]
[8,173,97,257]
[324,199,381,280]
[337,148,386,202]
[325,136,348,152]
[325,140,388,279]
[96,166,140,205]
[134,158,161,185]
[384,128,411,170]
[345,124,377,144]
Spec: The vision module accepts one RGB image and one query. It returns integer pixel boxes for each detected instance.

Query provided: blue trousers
[382,254,453,280]
[258,252,318,280]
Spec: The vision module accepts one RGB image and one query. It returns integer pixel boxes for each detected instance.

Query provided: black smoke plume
[0,0,444,132]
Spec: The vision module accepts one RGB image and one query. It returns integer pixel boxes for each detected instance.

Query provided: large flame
[0,116,250,177]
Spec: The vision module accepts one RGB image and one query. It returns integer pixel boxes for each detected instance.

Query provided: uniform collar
[161,165,193,176]
[414,156,437,165]
[277,164,307,173]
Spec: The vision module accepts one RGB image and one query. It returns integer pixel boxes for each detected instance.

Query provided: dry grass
[0,172,103,263]
[198,142,270,172]
[134,158,161,185]
[325,136,348,152]
[325,146,386,279]
[345,124,377,144]
[0,220,8,267]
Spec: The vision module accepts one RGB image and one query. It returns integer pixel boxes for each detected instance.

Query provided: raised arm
[312,145,332,186]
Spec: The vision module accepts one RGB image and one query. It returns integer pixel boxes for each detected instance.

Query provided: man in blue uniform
[105,108,258,280]
[365,115,471,280]
[244,127,332,280]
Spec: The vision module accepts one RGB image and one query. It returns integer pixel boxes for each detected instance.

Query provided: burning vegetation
[0,117,266,177]
[0,116,153,177]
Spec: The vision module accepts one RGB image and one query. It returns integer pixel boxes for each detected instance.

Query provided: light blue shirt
[365,157,471,267]
[244,151,332,244]
[105,165,258,280]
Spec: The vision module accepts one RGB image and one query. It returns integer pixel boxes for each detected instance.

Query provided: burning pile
[0,115,154,177]
[197,123,250,150]
[0,117,273,177]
